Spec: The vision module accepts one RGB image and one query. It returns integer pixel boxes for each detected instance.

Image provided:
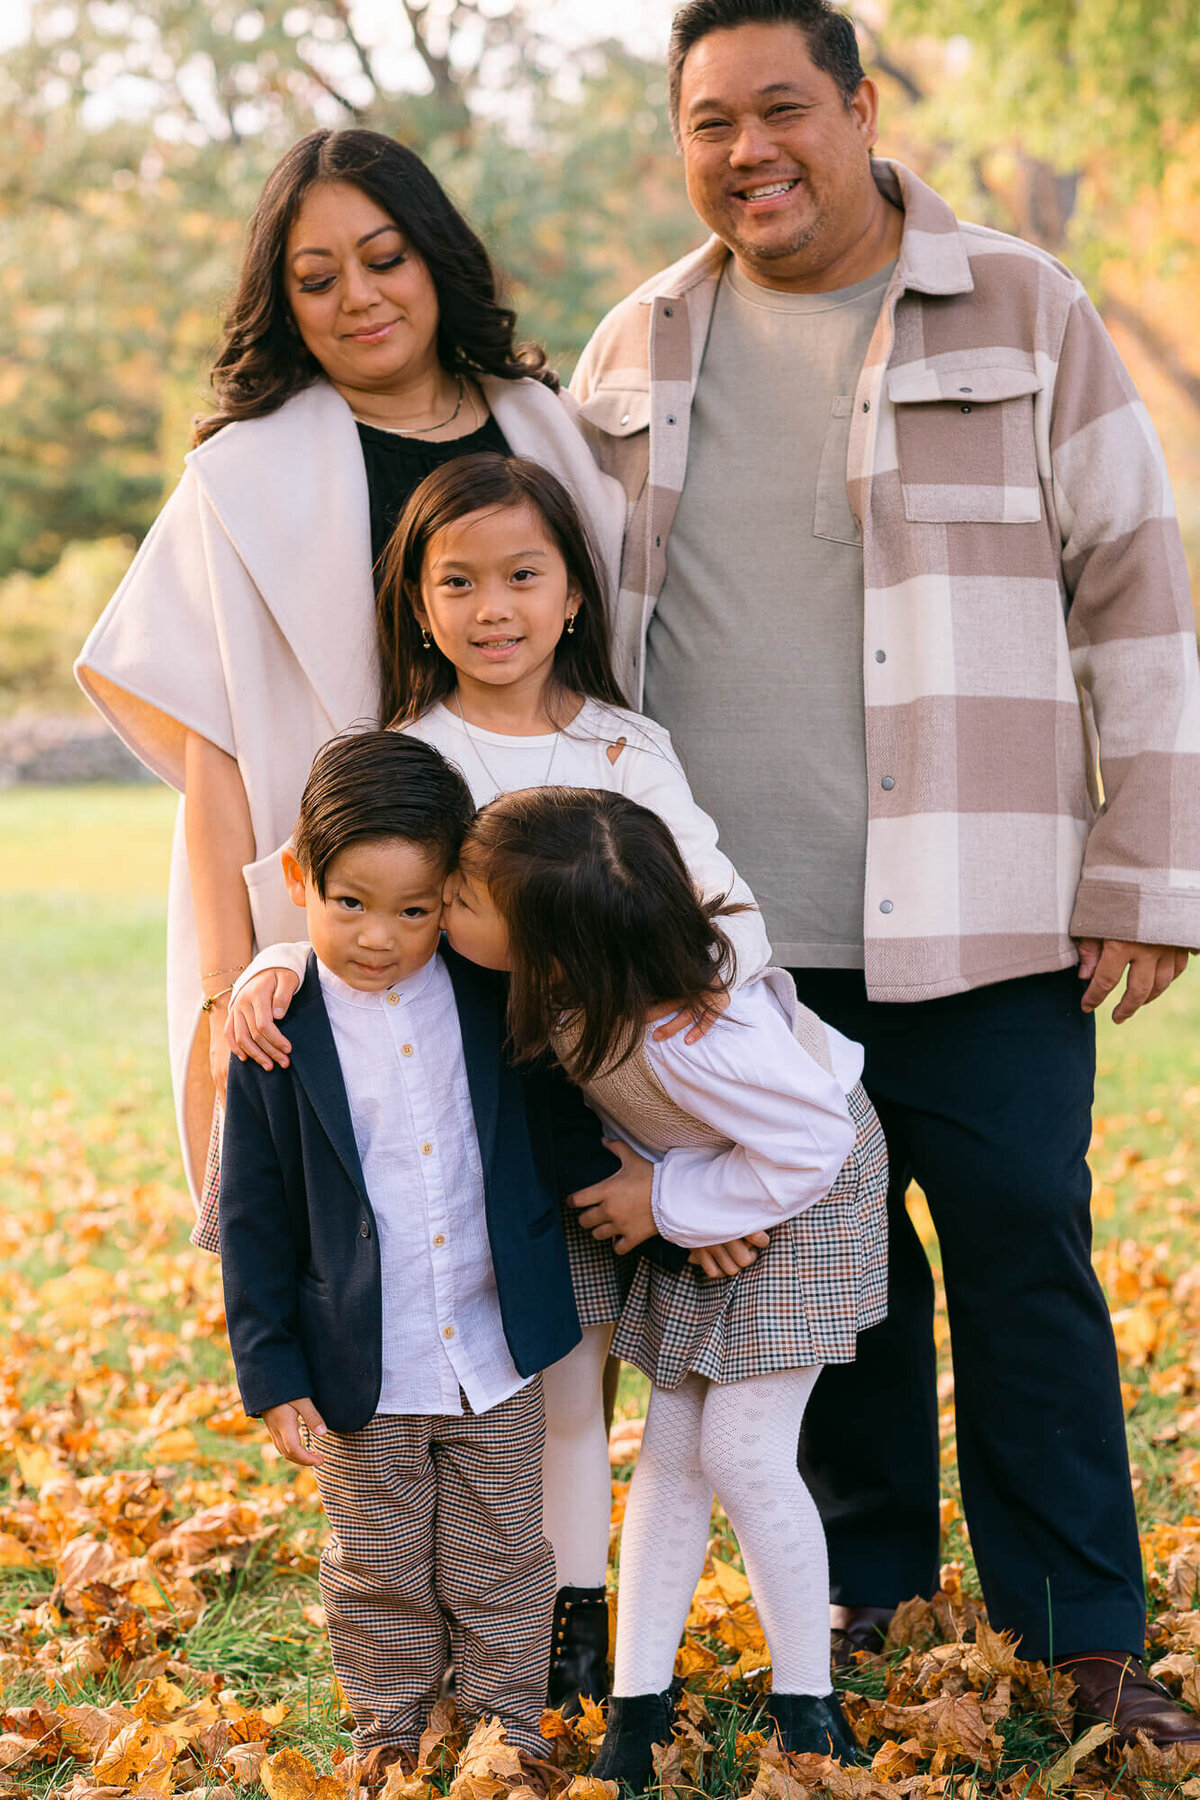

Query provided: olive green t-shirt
[644,257,893,969]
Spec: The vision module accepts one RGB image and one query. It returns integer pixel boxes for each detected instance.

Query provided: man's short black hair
[668,0,865,135]
[293,729,474,897]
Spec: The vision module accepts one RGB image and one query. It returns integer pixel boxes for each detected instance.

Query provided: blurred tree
[0,1,696,577]
[866,0,1200,415]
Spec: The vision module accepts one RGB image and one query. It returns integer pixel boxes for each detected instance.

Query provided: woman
[76,128,624,1216]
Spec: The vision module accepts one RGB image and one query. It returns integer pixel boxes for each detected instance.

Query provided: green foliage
[0,536,134,714]
[0,0,697,581]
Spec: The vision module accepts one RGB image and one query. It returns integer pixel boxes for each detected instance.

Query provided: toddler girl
[224,451,773,1708]
[447,786,888,1777]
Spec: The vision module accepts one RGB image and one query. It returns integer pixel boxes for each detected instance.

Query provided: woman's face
[284,181,441,398]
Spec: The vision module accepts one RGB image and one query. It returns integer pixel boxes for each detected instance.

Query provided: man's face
[677,22,879,285]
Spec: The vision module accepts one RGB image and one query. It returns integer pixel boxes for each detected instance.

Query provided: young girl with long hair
[225,451,775,1711]
[443,785,888,1778]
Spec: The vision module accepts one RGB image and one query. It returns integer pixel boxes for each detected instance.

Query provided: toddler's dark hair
[294,730,474,896]
[377,452,628,729]
[464,787,741,1082]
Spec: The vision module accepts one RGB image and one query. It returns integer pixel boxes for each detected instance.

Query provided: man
[572,0,1200,1747]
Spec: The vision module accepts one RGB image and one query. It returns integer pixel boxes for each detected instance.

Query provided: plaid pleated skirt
[607,1081,888,1387]
[190,1102,223,1255]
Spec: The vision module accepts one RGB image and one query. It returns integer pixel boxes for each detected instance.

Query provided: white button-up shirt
[317,954,527,1417]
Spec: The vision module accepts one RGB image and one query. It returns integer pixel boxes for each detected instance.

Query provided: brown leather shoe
[1057,1652,1200,1746]
[830,1604,895,1669]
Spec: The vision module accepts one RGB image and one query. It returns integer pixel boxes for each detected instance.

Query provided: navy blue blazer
[219,944,620,1432]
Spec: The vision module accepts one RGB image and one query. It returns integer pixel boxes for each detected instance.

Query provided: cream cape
[76,375,627,1202]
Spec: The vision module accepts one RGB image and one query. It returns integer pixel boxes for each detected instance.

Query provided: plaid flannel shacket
[571,159,1200,1003]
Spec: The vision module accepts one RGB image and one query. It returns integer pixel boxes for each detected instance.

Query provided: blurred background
[2,0,1199,756]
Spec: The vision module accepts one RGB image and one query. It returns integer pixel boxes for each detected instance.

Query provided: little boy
[219,730,617,1760]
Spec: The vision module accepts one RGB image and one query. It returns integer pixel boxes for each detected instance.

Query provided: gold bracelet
[201,983,235,1013]
[200,963,247,984]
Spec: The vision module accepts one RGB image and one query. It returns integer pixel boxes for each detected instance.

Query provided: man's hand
[688,1231,770,1278]
[568,1140,657,1253]
[1076,939,1189,1023]
[261,1397,328,1467]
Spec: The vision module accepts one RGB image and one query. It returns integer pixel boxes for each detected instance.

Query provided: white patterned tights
[612,1366,829,1696]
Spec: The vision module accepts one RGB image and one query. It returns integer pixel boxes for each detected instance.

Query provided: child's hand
[226,970,301,1069]
[568,1140,657,1253]
[651,987,731,1045]
[261,1397,328,1467]
[688,1231,770,1278]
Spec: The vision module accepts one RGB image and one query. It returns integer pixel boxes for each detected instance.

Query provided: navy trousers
[790,966,1145,1661]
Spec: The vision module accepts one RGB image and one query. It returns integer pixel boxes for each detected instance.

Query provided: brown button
[433,1234,446,1248]
[422,1141,433,1156]
[401,1043,414,1056]
[443,1325,455,1340]
[386,994,400,1006]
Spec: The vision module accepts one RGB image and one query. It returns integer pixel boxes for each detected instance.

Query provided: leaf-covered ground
[5,786,1200,1800]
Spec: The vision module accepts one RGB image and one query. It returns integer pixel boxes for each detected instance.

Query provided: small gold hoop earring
[420,628,432,650]
[566,614,576,636]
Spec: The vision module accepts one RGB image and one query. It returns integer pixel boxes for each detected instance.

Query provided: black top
[357,414,511,579]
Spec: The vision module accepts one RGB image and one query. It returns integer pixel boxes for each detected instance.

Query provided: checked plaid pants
[314,1380,554,1755]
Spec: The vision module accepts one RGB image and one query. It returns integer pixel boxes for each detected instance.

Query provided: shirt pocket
[888,365,1043,524]
[574,385,651,503]
[813,395,861,546]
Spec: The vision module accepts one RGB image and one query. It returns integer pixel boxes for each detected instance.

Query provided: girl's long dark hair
[196,128,554,443]
[465,788,739,1082]
[378,453,629,728]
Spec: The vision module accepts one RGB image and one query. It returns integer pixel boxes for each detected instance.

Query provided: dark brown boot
[830,1604,895,1669]
[1057,1652,1200,1746]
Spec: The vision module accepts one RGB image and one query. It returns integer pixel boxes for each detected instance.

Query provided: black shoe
[546,1585,610,1717]
[764,1692,860,1764]
[589,1691,675,1792]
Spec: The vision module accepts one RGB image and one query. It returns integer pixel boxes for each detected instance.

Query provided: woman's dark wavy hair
[464,787,740,1083]
[196,128,554,443]
[378,452,629,729]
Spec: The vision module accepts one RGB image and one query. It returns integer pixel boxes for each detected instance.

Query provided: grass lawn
[4,784,1200,1798]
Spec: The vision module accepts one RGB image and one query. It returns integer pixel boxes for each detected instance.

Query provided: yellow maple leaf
[260,1746,318,1800]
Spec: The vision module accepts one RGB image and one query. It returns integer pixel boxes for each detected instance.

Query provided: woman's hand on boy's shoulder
[227,969,301,1069]
[260,1397,328,1467]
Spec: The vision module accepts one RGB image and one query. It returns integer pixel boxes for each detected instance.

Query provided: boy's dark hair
[377,453,629,730]
[668,0,865,133]
[465,787,741,1083]
[294,730,474,896]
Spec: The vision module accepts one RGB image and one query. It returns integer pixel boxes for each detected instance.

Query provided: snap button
[620,412,630,426]
[960,404,972,414]
[666,415,676,425]
[881,775,895,791]
[959,386,973,393]
[874,649,886,663]
[862,400,870,412]
[879,899,894,915]
[359,1220,370,1238]
[663,305,674,317]
[386,993,399,1006]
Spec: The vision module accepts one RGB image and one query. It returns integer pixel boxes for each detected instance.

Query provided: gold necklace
[364,374,469,438]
